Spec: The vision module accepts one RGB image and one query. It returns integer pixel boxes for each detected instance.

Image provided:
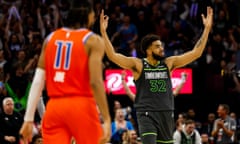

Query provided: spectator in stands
[111,15,138,56]
[201,112,216,143]
[211,104,236,144]
[201,133,210,144]
[0,97,23,144]
[111,108,135,144]
[122,129,141,144]
[173,119,202,144]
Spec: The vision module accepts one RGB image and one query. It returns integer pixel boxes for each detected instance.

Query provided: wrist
[104,117,111,123]
[101,31,107,36]
[204,26,212,32]
[24,116,34,122]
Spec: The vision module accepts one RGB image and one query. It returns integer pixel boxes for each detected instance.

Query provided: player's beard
[152,52,165,61]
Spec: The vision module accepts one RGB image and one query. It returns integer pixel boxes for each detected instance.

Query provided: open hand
[201,6,213,29]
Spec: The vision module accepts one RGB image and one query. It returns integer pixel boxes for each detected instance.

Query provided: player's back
[45,28,94,97]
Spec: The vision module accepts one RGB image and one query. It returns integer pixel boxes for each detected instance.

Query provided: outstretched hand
[100,9,109,35]
[201,6,213,29]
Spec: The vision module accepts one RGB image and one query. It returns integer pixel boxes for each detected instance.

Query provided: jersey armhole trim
[82,32,94,44]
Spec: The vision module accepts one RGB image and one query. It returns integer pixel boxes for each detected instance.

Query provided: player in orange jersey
[19,1,111,144]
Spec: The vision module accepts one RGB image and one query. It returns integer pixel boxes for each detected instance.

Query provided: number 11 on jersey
[53,40,73,82]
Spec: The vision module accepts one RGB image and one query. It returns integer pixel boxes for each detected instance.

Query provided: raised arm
[173,72,187,97]
[121,70,136,101]
[166,7,213,70]
[87,34,111,144]
[100,10,138,70]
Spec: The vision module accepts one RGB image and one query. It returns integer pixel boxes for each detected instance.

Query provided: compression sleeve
[24,68,45,121]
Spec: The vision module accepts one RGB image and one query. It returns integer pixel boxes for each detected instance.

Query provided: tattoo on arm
[195,38,202,48]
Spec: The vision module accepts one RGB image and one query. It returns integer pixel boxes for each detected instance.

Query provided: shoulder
[173,130,181,136]
[194,129,201,136]
[111,121,116,127]
[164,56,177,71]
[214,118,220,122]
[86,33,104,47]
[173,130,181,140]
[227,116,237,124]
[126,120,133,125]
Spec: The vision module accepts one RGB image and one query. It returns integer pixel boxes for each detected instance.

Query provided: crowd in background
[0,0,239,144]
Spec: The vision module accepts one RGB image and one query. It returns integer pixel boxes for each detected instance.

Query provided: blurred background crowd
[0,0,239,144]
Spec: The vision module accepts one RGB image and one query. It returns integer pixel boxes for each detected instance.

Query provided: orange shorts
[42,96,103,144]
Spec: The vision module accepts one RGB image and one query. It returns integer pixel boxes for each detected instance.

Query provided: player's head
[141,34,165,60]
[66,0,95,28]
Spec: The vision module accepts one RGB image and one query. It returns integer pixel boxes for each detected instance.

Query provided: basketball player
[100,7,213,144]
[19,1,111,144]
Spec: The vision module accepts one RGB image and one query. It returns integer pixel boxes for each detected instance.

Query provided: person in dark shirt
[0,97,23,144]
[100,6,213,144]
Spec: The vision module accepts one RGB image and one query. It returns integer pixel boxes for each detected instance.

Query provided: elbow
[192,48,203,59]
[90,79,103,91]
[195,52,202,59]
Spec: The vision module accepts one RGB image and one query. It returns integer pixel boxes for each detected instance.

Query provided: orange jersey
[45,28,94,97]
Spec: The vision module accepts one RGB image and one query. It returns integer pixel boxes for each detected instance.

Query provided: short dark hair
[65,0,94,27]
[185,119,195,125]
[219,104,230,114]
[140,34,160,56]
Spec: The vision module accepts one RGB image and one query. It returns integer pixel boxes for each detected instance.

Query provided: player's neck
[70,23,87,29]
[145,57,159,66]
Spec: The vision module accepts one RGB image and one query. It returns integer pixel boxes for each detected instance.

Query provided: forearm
[37,96,45,119]
[222,126,234,137]
[233,75,240,87]
[24,68,45,121]
[37,11,44,30]
[211,128,219,137]
[18,21,23,35]
[192,26,211,57]
[173,83,184,97]
[101,31,118,61]
[24,59,34,73]
[122,80,135,101]
[91,81,111,123]
[4,22,10,40]
[53,11,59,29]
[172,26,212,68]
[131,35,138,42]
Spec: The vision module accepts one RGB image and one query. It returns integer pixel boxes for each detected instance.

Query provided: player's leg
[41,99,71,143]
[66,97,103,144]
[42,124,71,144]
[155,111,174,144]
[137,111,158,144]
